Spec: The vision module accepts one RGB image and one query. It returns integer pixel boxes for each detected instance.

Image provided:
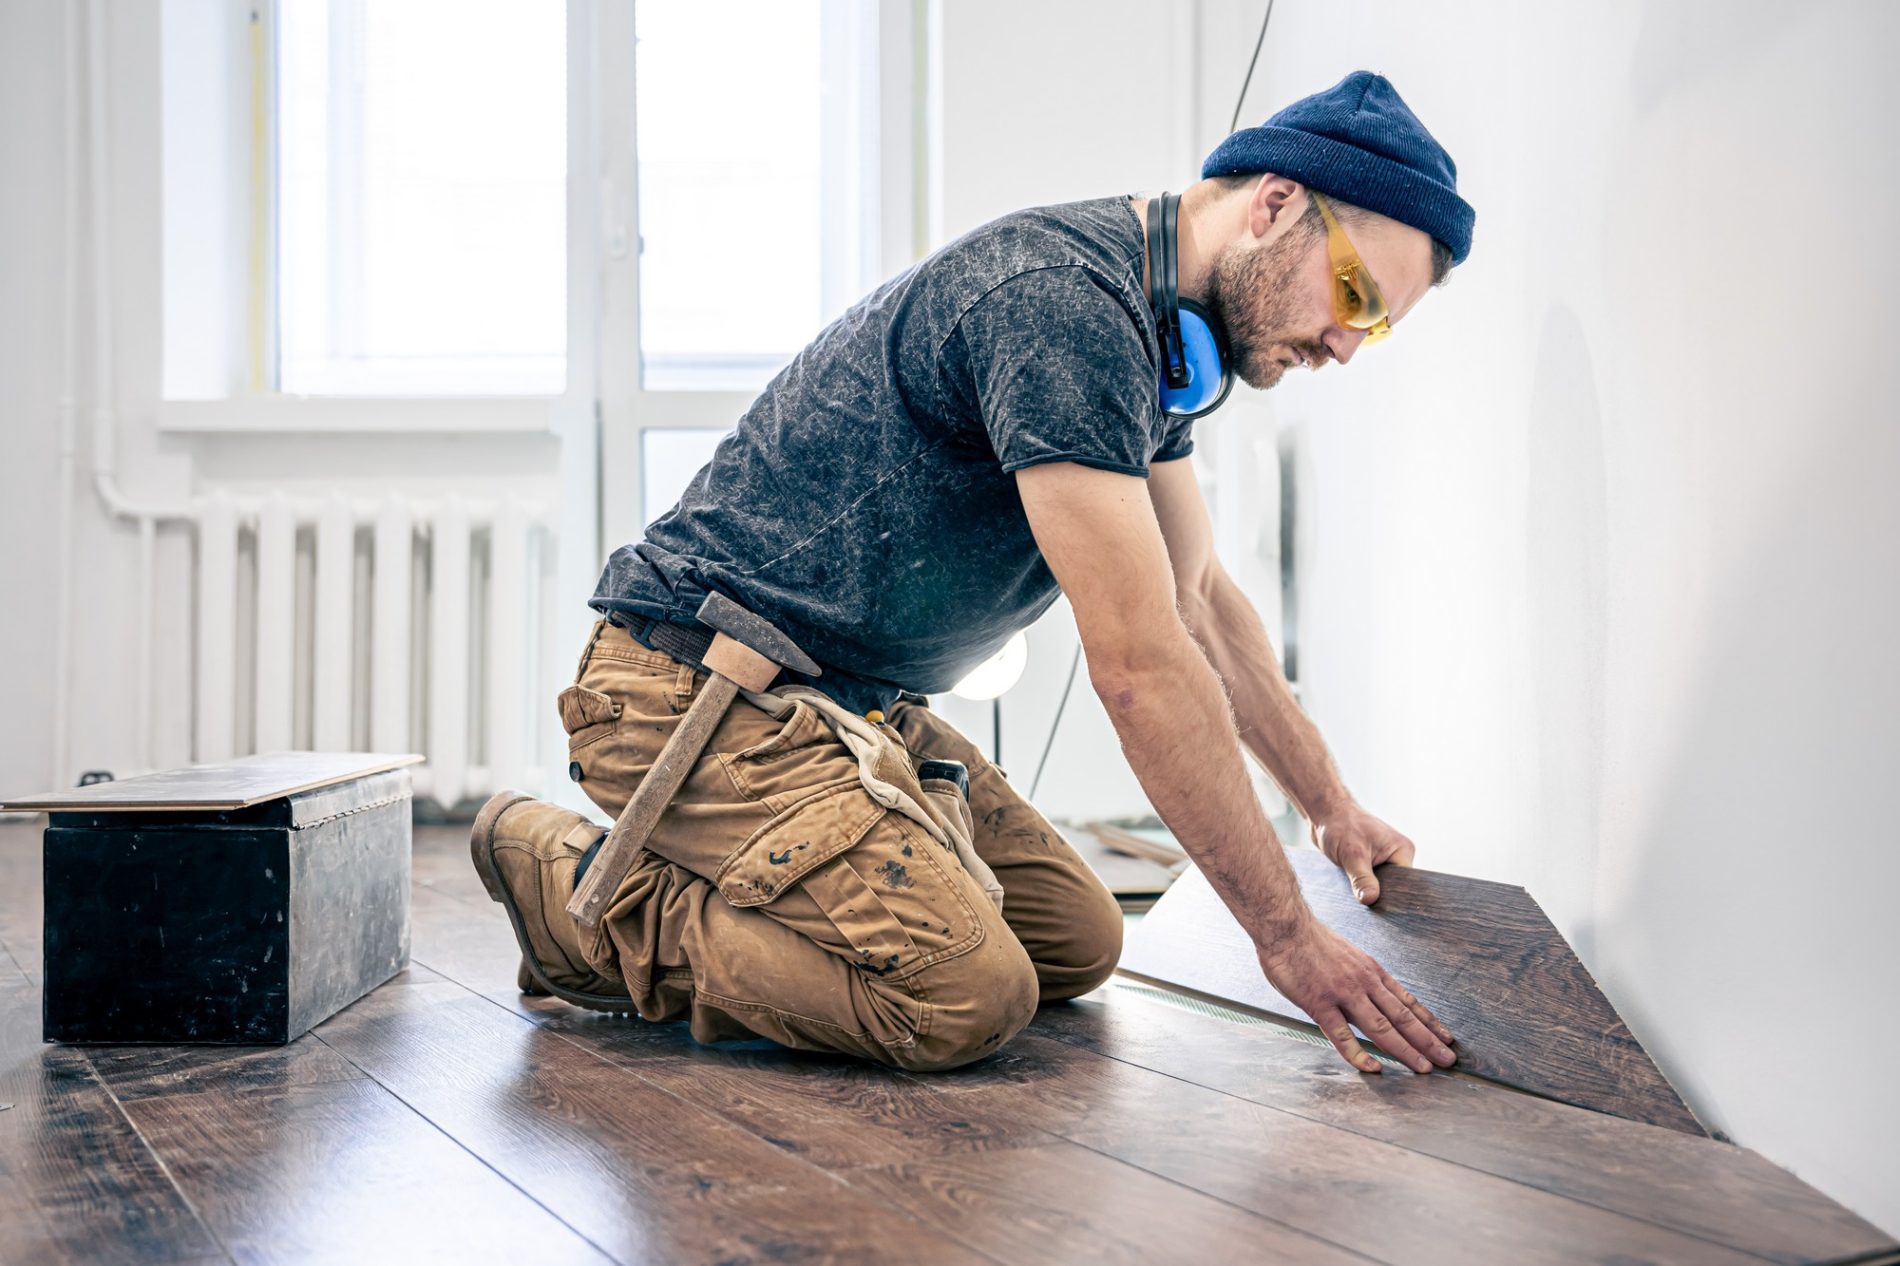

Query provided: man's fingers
[1343,997,1433,1074]
[1382,974,1455,1046]
[1341,851,1381,904]
[1388,837,1417,868]
[1313,1005,1382,1075]
[1371,983,1455,1068]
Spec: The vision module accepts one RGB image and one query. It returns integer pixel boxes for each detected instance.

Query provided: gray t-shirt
[590,195,1195,713]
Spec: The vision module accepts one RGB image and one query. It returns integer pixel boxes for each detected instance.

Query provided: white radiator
[190,491,556,811]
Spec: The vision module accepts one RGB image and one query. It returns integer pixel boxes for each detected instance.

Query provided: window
[275,0,567,396]
[633,0,882,392]
[157,0,911,438]
[641,428,728,527]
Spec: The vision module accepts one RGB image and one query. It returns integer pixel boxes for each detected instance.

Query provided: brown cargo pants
[558,619,1123,1071]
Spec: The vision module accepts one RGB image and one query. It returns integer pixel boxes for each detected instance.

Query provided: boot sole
[469,789,638,1014]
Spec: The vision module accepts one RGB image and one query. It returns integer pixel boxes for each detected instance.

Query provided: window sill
[155,396,566,436]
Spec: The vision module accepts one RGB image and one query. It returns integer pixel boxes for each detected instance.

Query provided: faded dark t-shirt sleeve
[951,266,1165,477]
[1153,410,1196,462]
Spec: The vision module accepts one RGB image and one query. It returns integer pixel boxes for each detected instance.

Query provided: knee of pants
[1035,879,1124,1001]
[883,930,1040,1073]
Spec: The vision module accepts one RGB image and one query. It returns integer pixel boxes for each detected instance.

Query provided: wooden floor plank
[8,813,1884,1266]
[408,875,570,1021]
[1123,856,1704,1132]
[0,983,226,1265]
[1031,988,1898,1266]
[315,975,994,1266]
[85,1025,371,1104]
[410,821,507,907]
[121,1075,612,1266]
[845,1140,1374,1265]
[928,1022,1772,1265]
[546,1009,1062,1171]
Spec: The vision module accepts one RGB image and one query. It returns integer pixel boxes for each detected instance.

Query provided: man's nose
[1324,327,1369,366]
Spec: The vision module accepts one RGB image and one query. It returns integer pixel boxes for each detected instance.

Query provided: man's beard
[1203,221,1327,390]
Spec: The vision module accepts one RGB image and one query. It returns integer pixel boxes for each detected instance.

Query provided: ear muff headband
[1147,192,1233,420]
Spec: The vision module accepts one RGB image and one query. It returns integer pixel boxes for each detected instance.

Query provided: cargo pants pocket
[715,782,985,983]
[718,698,860,814]
[557,684,622,751]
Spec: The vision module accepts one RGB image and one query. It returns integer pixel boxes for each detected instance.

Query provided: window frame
[153,0,920,479]
[158,0,594,435]
[596,0,919,547]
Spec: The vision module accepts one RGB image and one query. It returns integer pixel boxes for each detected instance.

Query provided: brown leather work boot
[469,790,633,1012]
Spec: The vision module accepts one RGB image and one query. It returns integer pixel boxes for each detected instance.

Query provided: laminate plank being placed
[1121,853,1704,1132]
[928,1024,1769,1266]
[1030,989,1899,1266]
[0,984,224,1265]
[315,977,991,1266]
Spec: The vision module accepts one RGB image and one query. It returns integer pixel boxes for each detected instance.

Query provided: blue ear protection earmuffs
[1147,192,1234,419]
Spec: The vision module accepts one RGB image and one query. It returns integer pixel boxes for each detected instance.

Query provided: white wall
[1196,0,1898,1234]
[0,0,71,796]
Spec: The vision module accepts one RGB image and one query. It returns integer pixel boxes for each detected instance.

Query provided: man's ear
[1247,173,1306,240]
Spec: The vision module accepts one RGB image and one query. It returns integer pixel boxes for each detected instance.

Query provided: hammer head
[697,592,821,678]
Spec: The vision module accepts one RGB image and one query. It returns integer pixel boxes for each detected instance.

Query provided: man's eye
[1339,281,1362,309]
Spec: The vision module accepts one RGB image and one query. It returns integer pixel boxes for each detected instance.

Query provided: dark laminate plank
[407,876,571,1022]
[844,1141,1374,1265]
[1121,855,1705,1133]
[926,1024,1770,1266]
[121,1075,611,1266]
[0,983,226,1265]
[1029,989,1898,1266]
[544,1008,1061,1171]
[315,976,993,1266]
[86,1028,371,1104]
[410,821,502,907]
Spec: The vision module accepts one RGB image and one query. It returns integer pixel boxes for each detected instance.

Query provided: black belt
[612,613,927,715]
[616,613,718,675]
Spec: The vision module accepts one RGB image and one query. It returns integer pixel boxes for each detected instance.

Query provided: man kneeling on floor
[472,72,1470,1076]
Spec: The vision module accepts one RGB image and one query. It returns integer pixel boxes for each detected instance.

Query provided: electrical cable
[1228,0,1277,134]
[1027,642,1082,800]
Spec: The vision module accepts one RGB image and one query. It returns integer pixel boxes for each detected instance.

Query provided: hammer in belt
[566,592,821,928]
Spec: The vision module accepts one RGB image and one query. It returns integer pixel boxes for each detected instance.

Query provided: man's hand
[1313,806,1416,904]
[1256,918,1456,1074]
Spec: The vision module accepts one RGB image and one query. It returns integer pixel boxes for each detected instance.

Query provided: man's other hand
[1256,919,1456,1075]
[1313,807,1416,904]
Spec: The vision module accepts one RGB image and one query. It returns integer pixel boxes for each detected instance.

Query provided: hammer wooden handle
[565,633,783,929]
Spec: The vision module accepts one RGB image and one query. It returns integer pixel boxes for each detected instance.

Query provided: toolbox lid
[0,751,424,813]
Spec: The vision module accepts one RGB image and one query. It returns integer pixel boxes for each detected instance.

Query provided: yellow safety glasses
[1312,190,1392,344]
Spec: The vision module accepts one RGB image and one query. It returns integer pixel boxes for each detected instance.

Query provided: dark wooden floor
[2,815,1894,1266]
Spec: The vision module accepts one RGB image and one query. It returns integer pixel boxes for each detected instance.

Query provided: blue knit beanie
[1202,71,1475,266]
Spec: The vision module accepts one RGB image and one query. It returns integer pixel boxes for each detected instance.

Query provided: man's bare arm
[1148,457,1421,904]
[1014,461,1454,1074]
[1194,573,1343,804]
